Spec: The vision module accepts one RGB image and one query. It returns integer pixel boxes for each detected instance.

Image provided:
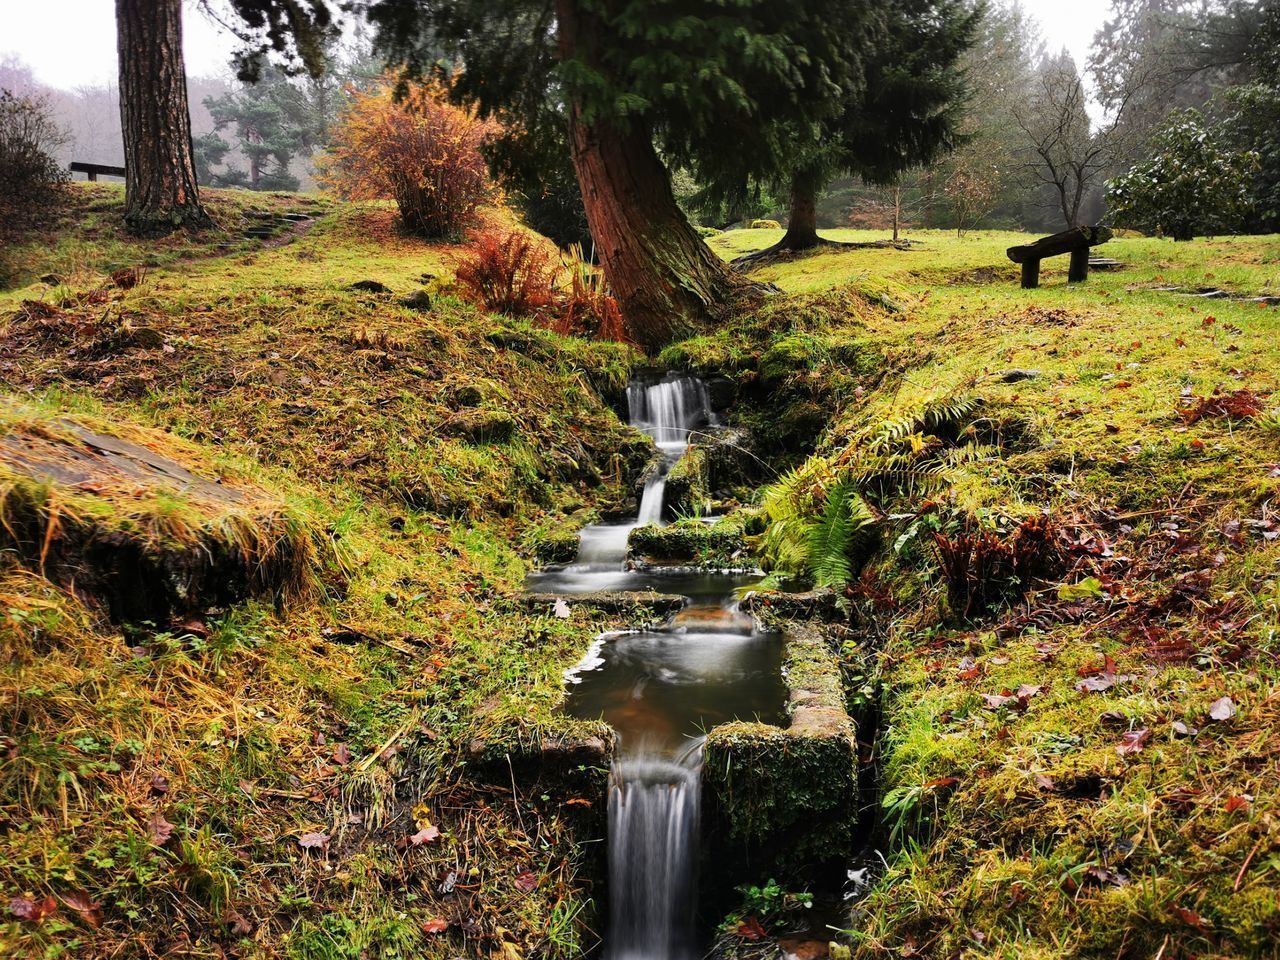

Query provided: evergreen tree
[200,68,317,191]
[366,0,866,347]
[734,0,979,258]
[116,0,212,235]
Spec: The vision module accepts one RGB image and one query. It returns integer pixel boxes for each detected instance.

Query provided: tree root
[731,236,920,269]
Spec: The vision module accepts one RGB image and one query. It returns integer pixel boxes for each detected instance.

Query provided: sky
[3,0,1117,92]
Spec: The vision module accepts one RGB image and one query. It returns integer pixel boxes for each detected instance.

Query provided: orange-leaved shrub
[452,229,557,316]
[549,246,627,342]
[318,77,498,238]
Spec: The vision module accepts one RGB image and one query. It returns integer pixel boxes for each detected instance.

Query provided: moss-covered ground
[0,185,644,960]
[708,226,1280,959]
[3,184,1280,959]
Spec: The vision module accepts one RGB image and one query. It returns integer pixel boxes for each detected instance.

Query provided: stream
[528,375,788,960]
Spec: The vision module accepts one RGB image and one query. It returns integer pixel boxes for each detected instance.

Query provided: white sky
[2,0,1115,91]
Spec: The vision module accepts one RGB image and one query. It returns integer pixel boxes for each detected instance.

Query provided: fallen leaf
[421,918,448,934]
[297,831,329,850]
[59,890,103,928]
[149,773,169,794]
[148,811,175,846]
[9,895,57,922]
[1116,728,1150,756]
[922,776,959,790]
[734,917,767,941]
[553,598,572,619]
[332,743,352,765]
[514,870,538,893]
[1172,720,1199,737]
[1172,905,1210,931]
[1058,577,1104,601]
[1208,696,1236,721]
[409,825,440,846]
[1224,794,1252,813]
[1034,774,1056,792]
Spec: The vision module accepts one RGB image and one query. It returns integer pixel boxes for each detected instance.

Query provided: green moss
[663,446,711,517]
[627,517,749,567]
[703,625,858,882]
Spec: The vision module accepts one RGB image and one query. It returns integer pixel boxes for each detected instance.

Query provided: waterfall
[629,376,712,530]
[606,744,703,960]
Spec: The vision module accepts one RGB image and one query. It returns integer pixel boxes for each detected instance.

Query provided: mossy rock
[697,225,723,238]
[529,526,581,565]
[703,625,858,883]
[750,219,782,230]
[663,446,711,519]
[447,408,517,444]
[0,413,322,623]
[627,519,749,568]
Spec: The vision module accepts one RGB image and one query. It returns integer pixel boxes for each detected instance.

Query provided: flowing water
[531,375,787,960]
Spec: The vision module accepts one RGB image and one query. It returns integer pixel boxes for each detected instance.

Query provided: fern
[807,479,877,587]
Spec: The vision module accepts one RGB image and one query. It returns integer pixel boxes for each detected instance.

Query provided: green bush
[750,218,782,229]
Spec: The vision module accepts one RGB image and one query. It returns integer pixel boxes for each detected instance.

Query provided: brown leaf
[297,831,329,850]
[10,895,57,922]
[409,825,440,846]
[1034,774,1056,792]
[332,743,352,766]
[1172,906,1210,931]
[1116,728,1150,756]
[148,811,175,846]
[514,870,538,893]
[149,773,170,794]
[421,918,448,934]
[59,890,103,928]
[734,917,767,941]
[1224,794,1252,814]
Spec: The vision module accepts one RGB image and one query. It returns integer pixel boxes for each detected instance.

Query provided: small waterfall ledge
[486,373,861,958]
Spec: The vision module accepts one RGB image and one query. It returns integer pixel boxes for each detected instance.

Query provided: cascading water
[532,374,786,960]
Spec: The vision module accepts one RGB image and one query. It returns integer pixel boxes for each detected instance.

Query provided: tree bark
[778,174,821,250]
[117,0,211,236]
[557,0,758,350]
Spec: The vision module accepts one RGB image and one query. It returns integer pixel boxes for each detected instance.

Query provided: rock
[448,409,516,444]
[706,376,737,411]
[124,326,166,350]
[400,290,432,311]
[779,939,829,960]
[1000,368,1041,383]
[451,383,485,407]
[740,589,842,623]
[349,279,390,294]
[39,273,61,285]
[520,591,685,620]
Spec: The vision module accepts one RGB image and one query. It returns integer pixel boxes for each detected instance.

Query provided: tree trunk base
[732,235,918,268]
[123,204,215,239]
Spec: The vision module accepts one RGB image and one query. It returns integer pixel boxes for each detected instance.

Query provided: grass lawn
[2,183,1279,958]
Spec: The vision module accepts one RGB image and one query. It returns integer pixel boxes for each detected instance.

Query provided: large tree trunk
[117,0,211,236]
[557,0,757,349]
[778,174,822,250]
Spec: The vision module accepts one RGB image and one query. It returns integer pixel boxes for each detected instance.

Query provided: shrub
[549,247,627,342]
[0,89,68,239]
[1107,110,1259,241]
[750,219,782,229]
[318,78,498,238]
[452,229,557,315]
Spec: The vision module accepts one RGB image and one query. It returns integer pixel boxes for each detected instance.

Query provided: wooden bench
[1006,225,1113,289]
[69,162,127,182]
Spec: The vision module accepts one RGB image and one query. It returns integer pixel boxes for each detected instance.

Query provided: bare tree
[1013,51,1129,229]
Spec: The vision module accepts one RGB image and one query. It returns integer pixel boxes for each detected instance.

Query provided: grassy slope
[710,227,1280,958]
[5,188,1280,960]
[0,185,640,960]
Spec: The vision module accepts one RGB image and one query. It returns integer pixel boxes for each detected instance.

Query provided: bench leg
[1068,248,1089,283]
[1021,260,1040,289]
[88,171,97,181]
